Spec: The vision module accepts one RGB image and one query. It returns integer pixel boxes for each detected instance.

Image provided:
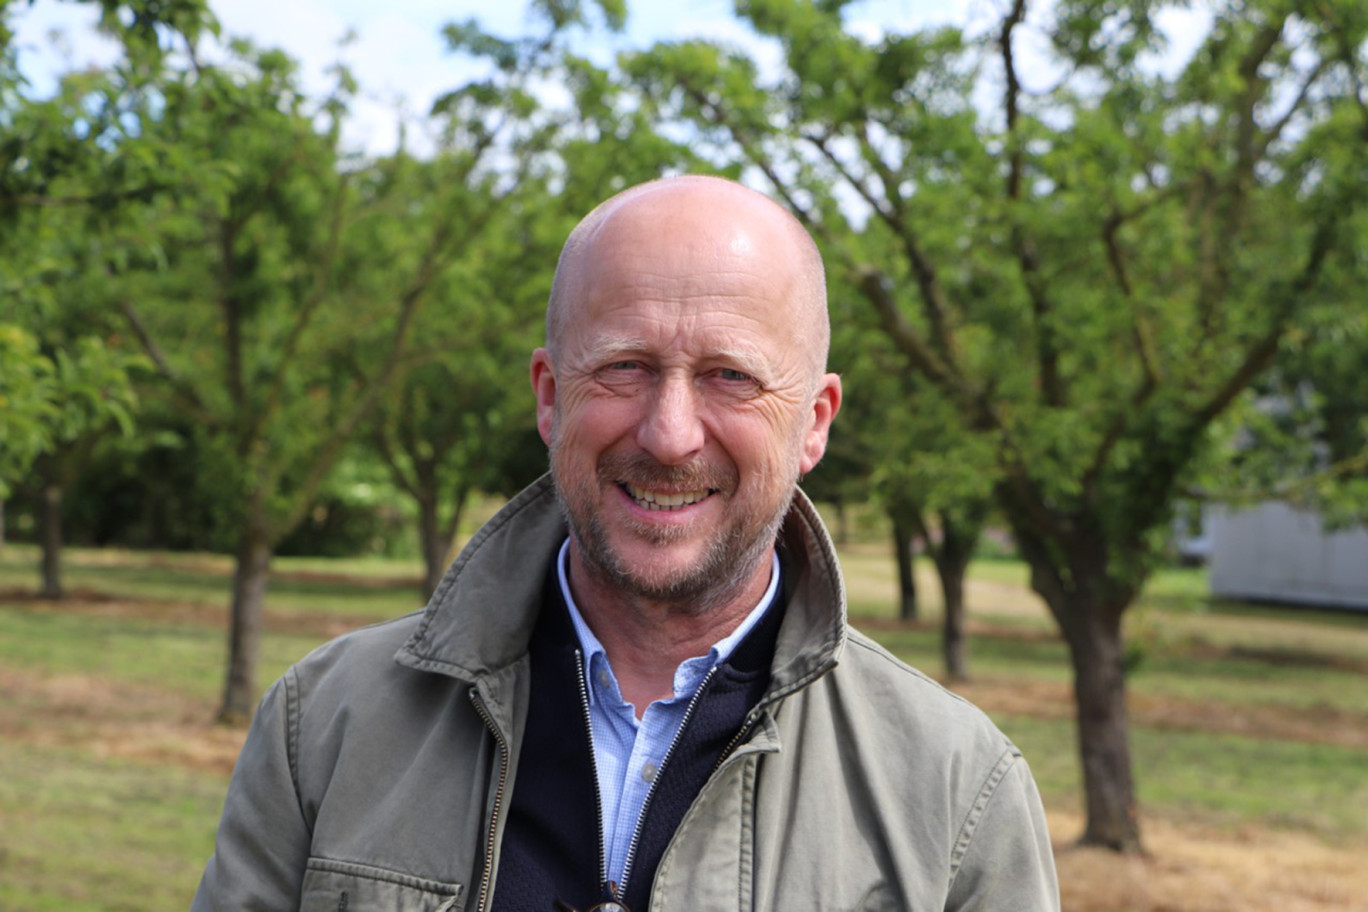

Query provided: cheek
[552,389,638,456]
[718,410,806,479]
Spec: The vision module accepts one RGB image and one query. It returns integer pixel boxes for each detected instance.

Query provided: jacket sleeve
[192,671,312,911]
[945,753,1060,911]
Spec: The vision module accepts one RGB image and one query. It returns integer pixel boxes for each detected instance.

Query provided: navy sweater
[492,570,785,911]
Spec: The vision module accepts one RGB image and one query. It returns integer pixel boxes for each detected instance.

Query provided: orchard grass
[1,538,1365,909]
[1002,716,1368,839]
[0,542,428,620]
[0,607,323,703]
[0,742,223,912]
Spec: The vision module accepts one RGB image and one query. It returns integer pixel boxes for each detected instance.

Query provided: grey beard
[551,450,792,617]
[557,490,785,617]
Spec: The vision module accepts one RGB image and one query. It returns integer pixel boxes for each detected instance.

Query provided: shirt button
[641,762,657,783]
[596,669,611,689]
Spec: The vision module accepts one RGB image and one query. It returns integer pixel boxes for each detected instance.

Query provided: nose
[636,374,705,465]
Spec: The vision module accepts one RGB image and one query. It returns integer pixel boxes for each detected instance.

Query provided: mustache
[598,452,737,493]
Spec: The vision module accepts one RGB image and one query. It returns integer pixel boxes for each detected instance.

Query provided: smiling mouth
[621,482,716,511]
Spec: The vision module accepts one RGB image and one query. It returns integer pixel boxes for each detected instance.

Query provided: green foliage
[1242,244,1368,527]
[45,336,144,441]
[630,0,1368,606]
[96,36,422,548]
[0,324,57,496]
[0,1,217,235]
[0,324,142,498]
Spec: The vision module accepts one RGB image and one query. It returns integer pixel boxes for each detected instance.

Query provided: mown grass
[0,544,428,620]
[0,607,325,703]
[1000,715,1368,839]
[0,742,224,912]
[1,538,1366,910]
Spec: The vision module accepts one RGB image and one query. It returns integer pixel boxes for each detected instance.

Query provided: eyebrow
[580,336,770,380]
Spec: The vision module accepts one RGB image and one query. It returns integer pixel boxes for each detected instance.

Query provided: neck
[567,549,772,715]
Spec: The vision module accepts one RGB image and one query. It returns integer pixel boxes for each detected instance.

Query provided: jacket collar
[395,474,847,691]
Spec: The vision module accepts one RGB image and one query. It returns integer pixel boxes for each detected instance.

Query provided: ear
[530,348,556,446]
[799,372,842,475]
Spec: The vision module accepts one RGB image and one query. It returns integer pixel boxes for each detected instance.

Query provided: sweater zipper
[470,689,511,912]
[617,665,718,898]
[573,650,610,889]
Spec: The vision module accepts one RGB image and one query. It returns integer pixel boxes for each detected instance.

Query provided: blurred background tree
[623,0,1368,850]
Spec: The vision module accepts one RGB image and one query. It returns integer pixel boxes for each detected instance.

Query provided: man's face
[532,191,838,611]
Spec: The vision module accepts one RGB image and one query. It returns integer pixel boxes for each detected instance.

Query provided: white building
[1208,502,1368,611]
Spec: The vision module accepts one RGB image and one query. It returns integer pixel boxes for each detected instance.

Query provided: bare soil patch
[10,592,1364,749]
[853,616,1368,748]
[270,568,423,588]
[0,666,245,776]
[945,675,1368,749]
[1,586,223,623]
[1050,810,1368,912]
[0,588,391,639]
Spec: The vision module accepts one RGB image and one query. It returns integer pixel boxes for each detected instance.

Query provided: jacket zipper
[710,710,759,778]
[617,665,718,897]
[573,650,610,888]
[469,689,511,912]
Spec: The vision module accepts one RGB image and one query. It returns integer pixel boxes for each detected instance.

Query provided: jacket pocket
[300,857,464,912]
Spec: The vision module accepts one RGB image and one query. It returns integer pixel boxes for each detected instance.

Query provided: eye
[718,368,754,383]
[594,360,651,391]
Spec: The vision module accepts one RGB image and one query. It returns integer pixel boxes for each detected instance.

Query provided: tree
[107,38,470,722]
[1,1,214,556]
[626,0,1368,850]
[5,175,148,597]
[876,385,994,683]
[364,5,713,599]
[28,338,142,597]
[823,288,996,678]
[0,326,140,589]
[360,174,550,597]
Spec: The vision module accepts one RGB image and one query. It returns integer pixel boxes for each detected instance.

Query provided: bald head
[546,176,830,385]
[530,174,842,620]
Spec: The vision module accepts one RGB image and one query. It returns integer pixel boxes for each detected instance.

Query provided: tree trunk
[889,509,918,621]
[1058,590,1141,851]
[39,483,64,599]
[932,511,979,682]
[936,555,969,682]
[217,519,273,724]
[419,496,447,600]
[1002,499,1143,852]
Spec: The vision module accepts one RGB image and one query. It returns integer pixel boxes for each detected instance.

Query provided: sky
[9,0,983,155]
[9,0,1209,158]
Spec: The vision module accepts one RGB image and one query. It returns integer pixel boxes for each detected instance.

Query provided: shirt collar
[556,539,781,699]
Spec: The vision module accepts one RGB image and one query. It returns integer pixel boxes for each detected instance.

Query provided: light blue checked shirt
[556,539,780,889]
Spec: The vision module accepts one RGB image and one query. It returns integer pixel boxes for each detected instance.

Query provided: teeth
[624,482,710,511]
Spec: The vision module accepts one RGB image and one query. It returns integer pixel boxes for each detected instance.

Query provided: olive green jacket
[192,476,1059,911]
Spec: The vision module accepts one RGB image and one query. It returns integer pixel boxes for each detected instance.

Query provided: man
[193,176,1059,911]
